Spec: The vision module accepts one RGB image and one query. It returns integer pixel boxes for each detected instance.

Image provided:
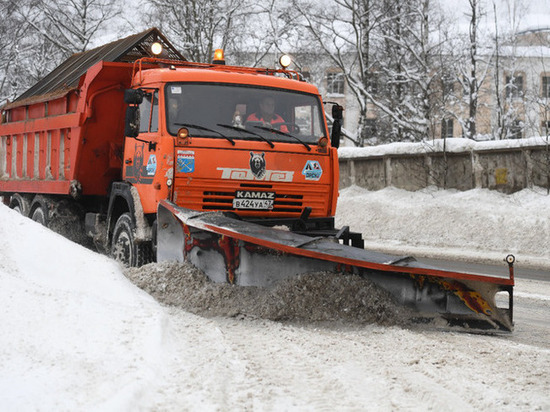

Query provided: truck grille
[202,183,303,213]
[173,180,329,216]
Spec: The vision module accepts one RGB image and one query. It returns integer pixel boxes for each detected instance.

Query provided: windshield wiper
[174,123,235,145]
[217,123,275,148]
[253,125,311,151]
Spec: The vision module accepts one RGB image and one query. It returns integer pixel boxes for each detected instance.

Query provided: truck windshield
[165,83,326,144]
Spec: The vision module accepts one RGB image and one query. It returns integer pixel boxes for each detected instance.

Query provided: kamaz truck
[0,28,515,331]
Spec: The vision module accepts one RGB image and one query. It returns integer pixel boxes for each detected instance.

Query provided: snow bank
[0,206,172,410]
[336,185,550,269]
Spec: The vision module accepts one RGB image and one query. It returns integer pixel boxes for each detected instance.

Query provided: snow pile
[125,262,411,325]
[336,185,550,269]
[0,206,172,410]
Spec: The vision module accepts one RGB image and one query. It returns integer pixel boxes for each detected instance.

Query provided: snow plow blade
[157,200,514,332]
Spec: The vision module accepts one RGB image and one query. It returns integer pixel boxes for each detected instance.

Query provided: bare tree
[493,2,505,140]
[0,0,123,105]
[0,0,26,104]
[465,0,481,139]
[143,0,255,64]
[295,0,393,145]
[232,0,305,67]
[450,0,494,140]
[0,0,59,104]
[376,0,448,142]
[295,0,448,145]
[438,0,493,141]
[22,0,123,54]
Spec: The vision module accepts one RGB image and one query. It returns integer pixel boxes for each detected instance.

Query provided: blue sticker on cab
[302,160,322,180]
[177,150,195,173]
[146,154,157,176]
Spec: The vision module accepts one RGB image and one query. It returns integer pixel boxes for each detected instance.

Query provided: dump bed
[0,61,134,197]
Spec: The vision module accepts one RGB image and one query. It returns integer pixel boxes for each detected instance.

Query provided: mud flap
[157,200,514,332]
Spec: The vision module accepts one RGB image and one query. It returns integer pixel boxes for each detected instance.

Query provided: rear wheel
[111,213,153,267]
[9,193,31,216]
[31,204,48,226]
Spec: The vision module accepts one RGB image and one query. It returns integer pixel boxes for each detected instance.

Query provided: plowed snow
[124,262,412,326]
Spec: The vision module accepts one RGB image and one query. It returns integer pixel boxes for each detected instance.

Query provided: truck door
[123,89,162,214]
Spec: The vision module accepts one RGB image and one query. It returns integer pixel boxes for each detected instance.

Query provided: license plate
[233,198,274,210]
[233,191,275,210]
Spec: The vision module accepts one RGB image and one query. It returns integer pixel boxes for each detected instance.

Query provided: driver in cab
[247,96,288,133]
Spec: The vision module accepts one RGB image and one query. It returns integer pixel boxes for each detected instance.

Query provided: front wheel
[111,213,153,267]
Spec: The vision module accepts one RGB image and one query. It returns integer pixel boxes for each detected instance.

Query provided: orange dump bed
[0,61,134,196]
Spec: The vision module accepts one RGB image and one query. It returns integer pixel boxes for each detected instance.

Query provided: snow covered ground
[1,186,550,411]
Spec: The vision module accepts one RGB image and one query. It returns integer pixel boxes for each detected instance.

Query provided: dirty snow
[1,185,550,410]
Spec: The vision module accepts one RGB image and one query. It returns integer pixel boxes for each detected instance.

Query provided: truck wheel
[9,193,31,216]
[31,205,49,226]
[111,213,153,267]
[30,196,51,227]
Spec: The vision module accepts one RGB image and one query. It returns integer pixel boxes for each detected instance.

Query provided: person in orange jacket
[247,96,288,132]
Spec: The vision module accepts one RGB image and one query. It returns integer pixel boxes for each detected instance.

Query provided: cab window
[139,90,158,133]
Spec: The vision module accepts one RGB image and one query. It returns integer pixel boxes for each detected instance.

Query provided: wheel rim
[113,230,133,266]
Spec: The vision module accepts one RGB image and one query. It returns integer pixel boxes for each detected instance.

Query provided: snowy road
[122,261,550,411]
[142,276,550,411]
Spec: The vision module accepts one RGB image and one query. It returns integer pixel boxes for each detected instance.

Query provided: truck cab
[125,65,339,215]
[111,58,343,265]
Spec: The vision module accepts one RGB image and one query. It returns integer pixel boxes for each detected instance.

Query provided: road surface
[418,257,549,281]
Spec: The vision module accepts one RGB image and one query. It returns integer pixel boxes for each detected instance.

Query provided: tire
[29,195,53,227]
[9,193,31,216]
[111,213,153,267]
[31,204,48,226]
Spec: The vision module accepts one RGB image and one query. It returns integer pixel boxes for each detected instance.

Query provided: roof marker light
[279,54,292,69]
[151,42,163,56]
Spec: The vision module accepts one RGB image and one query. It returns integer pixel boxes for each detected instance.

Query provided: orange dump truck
[0,29,515,331]
[0,29,346,266]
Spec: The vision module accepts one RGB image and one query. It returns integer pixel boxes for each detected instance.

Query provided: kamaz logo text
[217,167,294,182]
[235,191,275,199]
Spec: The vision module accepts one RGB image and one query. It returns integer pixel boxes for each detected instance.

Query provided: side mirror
[125,106,140,137]
[331,104,343,149]
[124,89,144,105]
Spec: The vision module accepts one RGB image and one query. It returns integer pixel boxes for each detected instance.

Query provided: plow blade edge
[157,200,514,332]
